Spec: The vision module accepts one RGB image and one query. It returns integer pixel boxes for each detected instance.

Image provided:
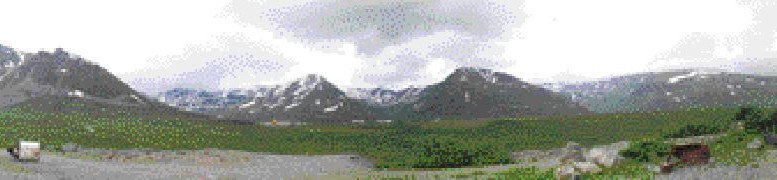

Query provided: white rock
[561,141,585,163]
[747,138,763,149]
[644,164,662,173]
[556,165,576,179]
[584,141,630,167]
[574,161,602,174]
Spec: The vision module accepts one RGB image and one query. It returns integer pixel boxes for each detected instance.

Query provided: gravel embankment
[0,149,372,180]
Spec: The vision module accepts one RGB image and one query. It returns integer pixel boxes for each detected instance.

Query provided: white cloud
[0,0,237,74]
[501,0,757,83]
[0,0,772,91]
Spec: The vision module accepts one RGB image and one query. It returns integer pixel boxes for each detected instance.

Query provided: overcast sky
[1,0,775,92]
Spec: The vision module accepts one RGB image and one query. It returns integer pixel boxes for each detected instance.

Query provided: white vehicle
[7,141,41,162]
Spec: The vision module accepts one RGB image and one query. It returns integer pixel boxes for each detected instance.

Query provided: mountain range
[5,44,777,124]
[155,67,591,122]
[553,69,777,113]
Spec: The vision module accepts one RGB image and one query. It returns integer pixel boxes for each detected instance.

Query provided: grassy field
[0,102,753,169]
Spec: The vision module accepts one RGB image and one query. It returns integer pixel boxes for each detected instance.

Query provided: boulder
[61,143,79,152]
[586,148,612,166]
[584,141,629,167]
[766,133,777,145]
[560,141,585,163]
[747,138,763,149]
[556,165,577,180]
[644,164,662,173]
[573,161,602,174]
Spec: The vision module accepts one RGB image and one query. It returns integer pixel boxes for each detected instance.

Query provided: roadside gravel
[0,149,372,180]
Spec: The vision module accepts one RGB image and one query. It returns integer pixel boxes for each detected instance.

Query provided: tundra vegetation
[1,102,776,178]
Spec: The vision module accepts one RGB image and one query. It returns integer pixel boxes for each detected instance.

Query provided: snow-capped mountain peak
[455,67,498,83]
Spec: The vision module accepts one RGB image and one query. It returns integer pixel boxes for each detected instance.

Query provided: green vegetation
[578,160,655,179]
[663,124,723,138]
[405,134,512,168]
[735,107,777,133]
[0,103,754,169]
[491,166,556,179]
[708,130,770,166]
[620,138,671,163]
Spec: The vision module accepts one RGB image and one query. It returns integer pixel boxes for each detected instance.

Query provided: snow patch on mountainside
[239,101,256,108]
[130,94,145,104]
[668,72,698,84]
[324,104,339,112]
[68,90,85,97]
[284,103,299,110]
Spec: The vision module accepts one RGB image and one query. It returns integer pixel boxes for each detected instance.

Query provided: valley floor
[2,148,776,179]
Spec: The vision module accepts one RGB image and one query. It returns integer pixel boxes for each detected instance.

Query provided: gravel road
[0,149,372,180]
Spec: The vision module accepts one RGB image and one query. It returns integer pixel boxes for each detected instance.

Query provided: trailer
[7,141,40,162]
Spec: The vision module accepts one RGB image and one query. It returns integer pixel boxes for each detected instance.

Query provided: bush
[735,107,776,133]
[734,107,760,121]
[663,124,723,138]
[408,135,512,168]
[765,111,777,133]
[389,120,425,136]
[620,138,671,163]
[493,166,556,179]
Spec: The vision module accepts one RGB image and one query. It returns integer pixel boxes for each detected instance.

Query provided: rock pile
[556,141,631,179]
[559,141,585,164]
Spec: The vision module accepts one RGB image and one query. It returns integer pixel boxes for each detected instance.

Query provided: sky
[0,0,775,93]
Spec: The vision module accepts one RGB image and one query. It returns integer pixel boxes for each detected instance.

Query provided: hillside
[219,74,379,123]
[409,67,589,119]
[0,45,218,122]
[557,69,777,113]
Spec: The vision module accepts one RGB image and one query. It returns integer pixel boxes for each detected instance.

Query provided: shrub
[735,107,775,133]
[734,107,759,121]
[493,166,556,179]
[663,124,723,138]
[620,138,671,163]
[408,135,512,168]
[709,130,767,166]
[389,120,427,138]
[764,111,777,133]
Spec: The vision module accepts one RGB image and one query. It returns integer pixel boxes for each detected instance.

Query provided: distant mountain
[0,45,215,122]
[0,45,22,67]
[215,74,378,123]
[156,88,256,114]
[345,87,424,106]
[161,68,589,122]
[556,69,777,113]
[406,67,589,119]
